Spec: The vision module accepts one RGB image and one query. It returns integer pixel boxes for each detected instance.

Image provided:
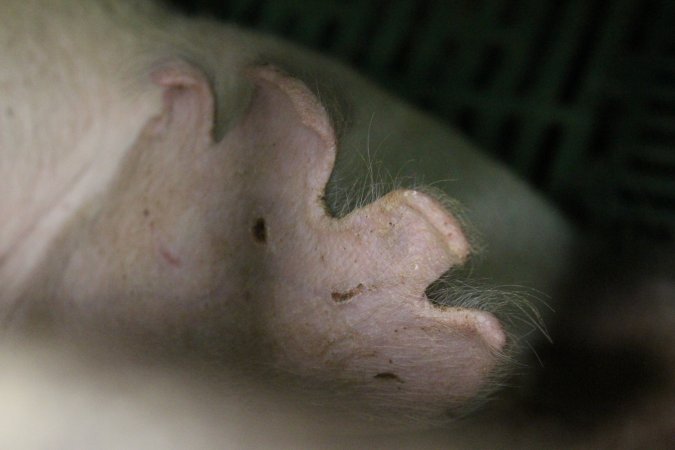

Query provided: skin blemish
[159,246,181,268]
[374,372,404,383]
[252,217,267,243]
[142,208,149,217]
[331,283,365,303]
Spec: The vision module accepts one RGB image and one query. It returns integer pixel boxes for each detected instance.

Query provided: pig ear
[149,60,215,139]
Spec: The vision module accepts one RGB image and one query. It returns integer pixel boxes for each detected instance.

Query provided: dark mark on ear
[331,283,365,303]
[374,372,404,383]
[252,217,267,243]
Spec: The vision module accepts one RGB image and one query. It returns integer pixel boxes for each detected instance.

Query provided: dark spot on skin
[374,372,404,383]
[143,208,149,217]
[252,217,267,243]
[331,283,365,303]
[5,107,14,117]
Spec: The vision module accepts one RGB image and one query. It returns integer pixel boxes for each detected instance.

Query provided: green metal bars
[172,0,675,240]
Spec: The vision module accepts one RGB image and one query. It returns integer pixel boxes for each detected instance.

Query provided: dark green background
[168,0,675,242]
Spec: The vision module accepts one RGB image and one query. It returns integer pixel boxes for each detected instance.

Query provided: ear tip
[148,59,215,138]
[473,310,507,350]
[246,65,336,148]
[396,189,472,263]
[150,59,208,88]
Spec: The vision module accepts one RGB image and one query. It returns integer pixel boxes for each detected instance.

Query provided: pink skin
[32,61,505,426]
[235,67,505,417]
[3,4,672,443]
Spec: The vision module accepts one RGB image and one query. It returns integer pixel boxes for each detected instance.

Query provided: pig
[1,0,672,447]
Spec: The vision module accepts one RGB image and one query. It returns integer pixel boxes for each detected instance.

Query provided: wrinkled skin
[1,1,672,447]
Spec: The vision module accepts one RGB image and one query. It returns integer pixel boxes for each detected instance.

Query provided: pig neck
[0,84,162,309]
[0,1,253,316]
[0,2,164,308]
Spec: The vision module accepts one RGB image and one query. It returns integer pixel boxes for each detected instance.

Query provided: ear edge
[149,59,216,139]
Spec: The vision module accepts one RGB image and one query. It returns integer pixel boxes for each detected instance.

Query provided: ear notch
[149,59,216,139]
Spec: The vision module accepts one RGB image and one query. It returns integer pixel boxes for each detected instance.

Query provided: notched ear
[235,65,338,215]
[148,60,216,140]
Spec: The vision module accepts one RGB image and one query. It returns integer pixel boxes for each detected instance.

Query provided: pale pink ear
[149,60,215,139]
